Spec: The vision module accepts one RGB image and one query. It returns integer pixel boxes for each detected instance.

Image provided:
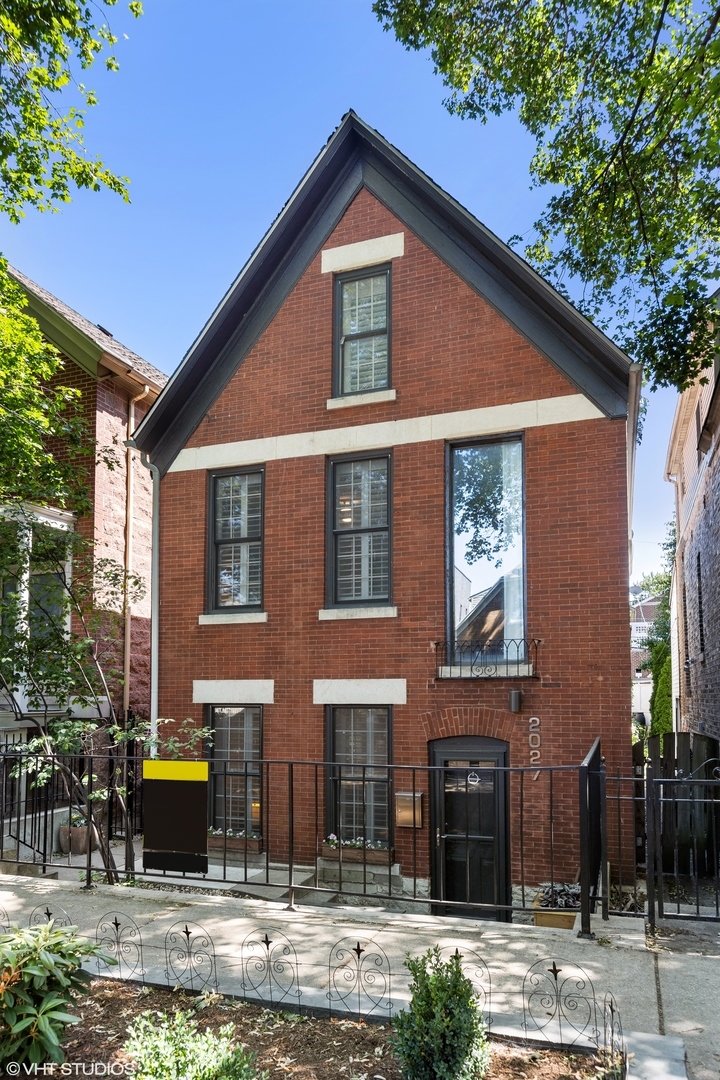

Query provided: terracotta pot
[532,896,578,929]
[207,835,263,854]
[321,843,394,864]
[58,825,97,855]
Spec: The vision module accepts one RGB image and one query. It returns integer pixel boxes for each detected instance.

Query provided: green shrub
[124,1009,265,1080]
[0,921,111,1066]
[650,653,673,737]
[392,946,490,1080]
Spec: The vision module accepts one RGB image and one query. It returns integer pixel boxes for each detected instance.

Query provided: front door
[430,736,510,920]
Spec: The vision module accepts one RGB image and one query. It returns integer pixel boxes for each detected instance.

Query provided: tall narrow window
[335,266,390,395]
[329,455,390,604]
[210,706,262,836]
[328,707,390,847]
[450,439,524,655]
[210,469,264,610]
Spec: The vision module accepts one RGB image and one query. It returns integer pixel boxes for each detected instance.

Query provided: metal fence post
[645,761,656,933]
[286,762,296,911]
[82,762,95,890]
[578,761,593,937]
[600,758,609,921]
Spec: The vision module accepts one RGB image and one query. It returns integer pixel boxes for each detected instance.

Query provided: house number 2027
[528,716,541,765]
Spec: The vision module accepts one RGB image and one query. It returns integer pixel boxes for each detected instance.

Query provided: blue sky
[2,0,676,580]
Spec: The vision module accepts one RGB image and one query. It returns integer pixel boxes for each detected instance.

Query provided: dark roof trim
[135,112,633,474]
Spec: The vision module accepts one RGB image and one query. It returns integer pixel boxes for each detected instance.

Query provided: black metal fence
[603,732,720,927]
[0,746,605,930]
[5,732,718,931]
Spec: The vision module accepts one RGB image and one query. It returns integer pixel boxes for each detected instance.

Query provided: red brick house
[0,268,166,736]
[134,114,639,915]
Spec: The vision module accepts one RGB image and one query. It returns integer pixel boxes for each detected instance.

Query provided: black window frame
[445,434,527,647]
[206,465,265,613]
[326,450,393,608]
[325,705,393,849]
[333,263,392,398]
[206,704,263,838]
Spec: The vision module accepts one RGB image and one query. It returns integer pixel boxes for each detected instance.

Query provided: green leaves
[392,946,490,1080]
[375,0,720,391]
[124,1009,265,1080]
[0,0,143,220]
[0,263,92,512]
[0,922,114,1066]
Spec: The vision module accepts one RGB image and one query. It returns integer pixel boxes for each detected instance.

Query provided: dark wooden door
[430,737,510,920]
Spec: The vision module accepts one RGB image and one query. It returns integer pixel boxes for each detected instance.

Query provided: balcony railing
[435,638,541,678]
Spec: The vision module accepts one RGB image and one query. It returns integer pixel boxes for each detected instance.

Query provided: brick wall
[678,445,720,737]
[157,187,632,881]
[48,362,154,720]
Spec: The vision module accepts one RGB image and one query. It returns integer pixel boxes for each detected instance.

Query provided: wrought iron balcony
[435,638,541,679]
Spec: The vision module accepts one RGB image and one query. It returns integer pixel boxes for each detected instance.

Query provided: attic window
[335,265,390,396]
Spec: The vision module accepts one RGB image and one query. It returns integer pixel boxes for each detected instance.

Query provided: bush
[650,653,673,737]
[0,922,111,1066]
[124,1009,265,1080]
[392,946,490,1080]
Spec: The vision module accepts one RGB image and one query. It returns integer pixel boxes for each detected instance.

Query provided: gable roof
[134,111,636,475]
[9,265,167,393]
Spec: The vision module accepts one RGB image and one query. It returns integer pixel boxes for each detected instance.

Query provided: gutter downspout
[123,386,150,725]
[124,438,160,748]
[626,362,643,577]
[140,451,160,747]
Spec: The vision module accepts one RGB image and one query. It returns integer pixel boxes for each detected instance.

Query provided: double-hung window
[335,266,390,396]
[209,468,264,610]
[209,705,262,837]
[328,454,390,605]
[328,707,390,847]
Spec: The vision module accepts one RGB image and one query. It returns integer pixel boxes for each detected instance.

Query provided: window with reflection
[328,707,390,847]
[210,706,262,837]
[450,439,524,654]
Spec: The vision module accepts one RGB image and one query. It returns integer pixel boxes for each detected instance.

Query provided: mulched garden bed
[61,978,613,1079]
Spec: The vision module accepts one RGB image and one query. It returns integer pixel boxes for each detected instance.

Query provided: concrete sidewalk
[1,874,715,1079]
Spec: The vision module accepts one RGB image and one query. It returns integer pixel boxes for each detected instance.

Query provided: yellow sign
[142,759,209,782]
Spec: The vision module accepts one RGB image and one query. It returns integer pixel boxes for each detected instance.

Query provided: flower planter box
[58,825,97,855]
[321,844,394,864]
[532,896,579,929]
[207,835,263,855]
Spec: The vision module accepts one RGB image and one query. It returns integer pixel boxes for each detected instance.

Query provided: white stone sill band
[318,606,398,620]
[326,389,396,410]
[198,609,397,624]
[169,394,603,473]
[199,612,268,625]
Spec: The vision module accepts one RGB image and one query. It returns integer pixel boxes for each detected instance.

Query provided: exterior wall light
[509,689,523,713]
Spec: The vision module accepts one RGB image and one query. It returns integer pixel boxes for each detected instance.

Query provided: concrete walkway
[1,874,716,1079]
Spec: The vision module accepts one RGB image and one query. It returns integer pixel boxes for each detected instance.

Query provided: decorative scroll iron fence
[0,903,629,1073]
[435,638,541,679]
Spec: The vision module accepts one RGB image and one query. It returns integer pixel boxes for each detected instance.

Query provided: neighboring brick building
[0,268,167,735]
[630,593,662,725]
[134,114,639,915]
[665,311,720,737]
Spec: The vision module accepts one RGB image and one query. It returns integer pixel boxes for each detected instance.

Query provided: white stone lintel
[321,233,404,274]
[192,680,274,704]
[313,679,407,705]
